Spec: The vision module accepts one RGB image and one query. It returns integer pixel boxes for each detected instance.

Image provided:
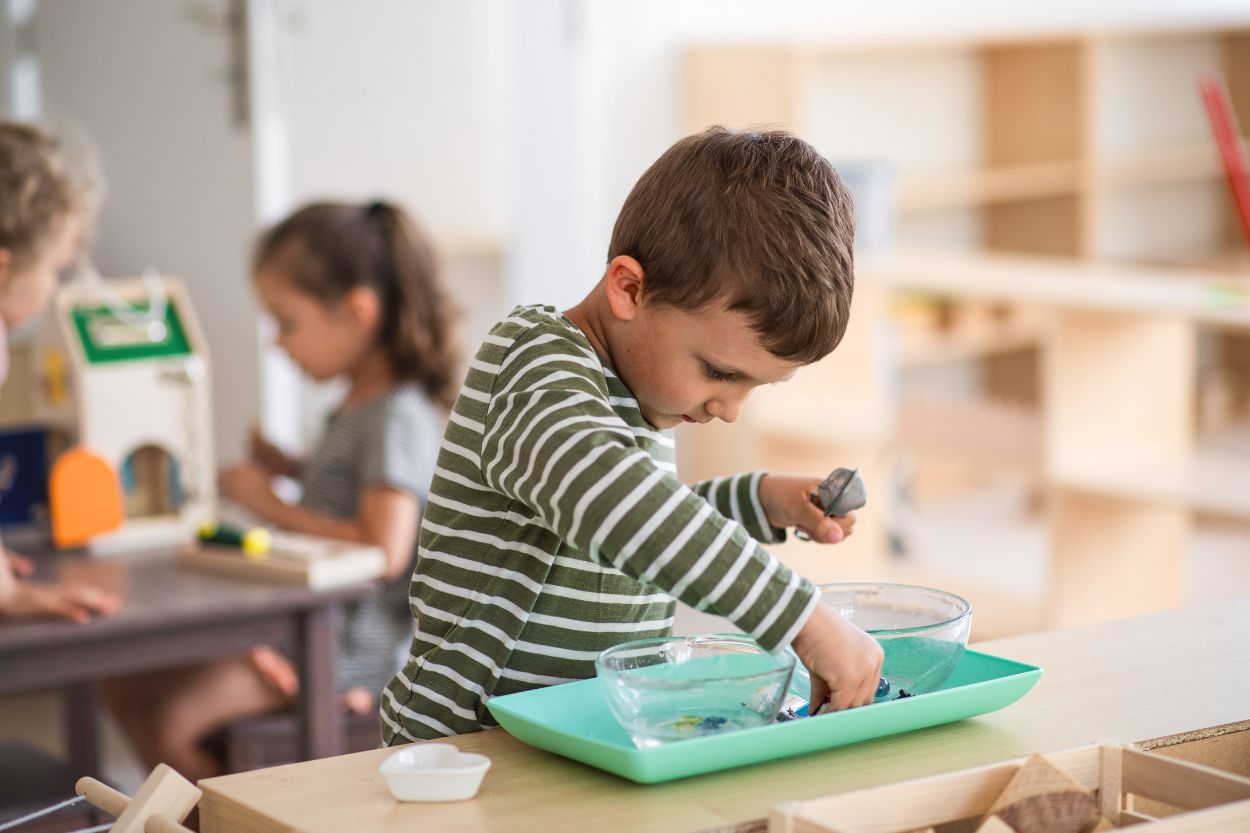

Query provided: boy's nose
[706,395,746,424]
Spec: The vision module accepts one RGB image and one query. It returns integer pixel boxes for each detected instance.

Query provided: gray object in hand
[815,466,866,516]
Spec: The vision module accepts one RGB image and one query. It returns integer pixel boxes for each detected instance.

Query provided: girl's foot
[248,646,299,700]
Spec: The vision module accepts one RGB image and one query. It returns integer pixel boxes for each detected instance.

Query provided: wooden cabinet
[680,24,1250,631]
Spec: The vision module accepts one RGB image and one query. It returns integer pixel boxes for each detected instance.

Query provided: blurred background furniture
[681,25,1250,635]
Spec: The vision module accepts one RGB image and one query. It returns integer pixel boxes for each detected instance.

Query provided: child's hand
[759,475,857,543]
[219,462,284,521]
[791,602,884,713]
[341,687,376,715]
[0,581,120,623]
[249,427,297,478]
[1,550,35,577]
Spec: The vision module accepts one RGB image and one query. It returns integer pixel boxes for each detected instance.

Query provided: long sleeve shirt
[380,305,818,742]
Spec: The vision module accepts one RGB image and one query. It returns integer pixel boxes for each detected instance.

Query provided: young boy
[381,127,883,742]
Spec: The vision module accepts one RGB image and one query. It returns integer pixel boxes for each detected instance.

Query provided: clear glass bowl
[596,634,796,748]
[790,583,972,703]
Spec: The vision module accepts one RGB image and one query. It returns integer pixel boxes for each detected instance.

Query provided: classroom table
[197,599,1250,833]
[0,548,369,779]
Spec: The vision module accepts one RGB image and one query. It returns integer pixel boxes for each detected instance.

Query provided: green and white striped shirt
[381,305,818,742]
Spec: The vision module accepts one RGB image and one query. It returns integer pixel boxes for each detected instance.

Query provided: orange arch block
[50,447,124,549]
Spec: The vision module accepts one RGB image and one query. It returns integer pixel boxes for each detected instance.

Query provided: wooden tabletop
[198,599,1250,833]
[2,549,373,773]
[0,550,366,693]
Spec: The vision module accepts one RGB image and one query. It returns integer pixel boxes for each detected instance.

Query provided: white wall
[31,0,262,464]
[257,0,516,445]
[276,0,511,242]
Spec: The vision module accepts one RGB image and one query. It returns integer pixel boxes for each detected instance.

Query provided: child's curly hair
[0,120,98,267]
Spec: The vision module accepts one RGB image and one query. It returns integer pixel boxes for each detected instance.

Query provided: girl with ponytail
[106,201,458,780]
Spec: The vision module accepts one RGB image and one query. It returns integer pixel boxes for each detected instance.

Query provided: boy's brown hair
[608,126,855,364]
[0,120,97,268]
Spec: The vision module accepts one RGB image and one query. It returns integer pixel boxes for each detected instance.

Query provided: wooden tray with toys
[177,525,385,591]
[768,742,1250,833]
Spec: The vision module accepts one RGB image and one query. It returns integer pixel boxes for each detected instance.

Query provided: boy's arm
[691,473,786,544]
[482,358,817,651]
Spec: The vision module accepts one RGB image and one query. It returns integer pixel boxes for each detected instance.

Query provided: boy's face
[614,298,800,430]
[0,215,81,328]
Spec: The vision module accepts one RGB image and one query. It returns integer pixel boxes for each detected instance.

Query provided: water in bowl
[600,652,791,748]
[623,704,775,748]
[880,635,966,694]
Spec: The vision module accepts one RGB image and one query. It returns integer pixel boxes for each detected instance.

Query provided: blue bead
[876,678,890,698]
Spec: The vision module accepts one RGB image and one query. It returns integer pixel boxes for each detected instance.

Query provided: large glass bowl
[596,634,796,748]
[791,583,972,703]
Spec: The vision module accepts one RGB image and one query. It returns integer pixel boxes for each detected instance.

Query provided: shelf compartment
[898,396,1043,477]
[861,249,1250,328]
[899,160,1083,212]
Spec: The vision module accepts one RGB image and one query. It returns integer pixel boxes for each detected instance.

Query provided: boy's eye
[702,362,735,382]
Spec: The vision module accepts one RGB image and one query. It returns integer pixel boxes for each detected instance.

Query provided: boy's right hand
[790,602,883,713]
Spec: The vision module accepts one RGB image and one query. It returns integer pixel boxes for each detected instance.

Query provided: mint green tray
[486,648,1041,784]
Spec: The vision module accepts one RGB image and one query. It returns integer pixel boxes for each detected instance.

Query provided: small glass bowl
[792,583,971,701]
[596,634,796,748]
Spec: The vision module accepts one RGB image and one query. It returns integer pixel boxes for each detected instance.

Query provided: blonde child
[106,201,457,780]
[0,119,118,622]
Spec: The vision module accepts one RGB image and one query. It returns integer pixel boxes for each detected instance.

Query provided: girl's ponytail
[366,201,460,410]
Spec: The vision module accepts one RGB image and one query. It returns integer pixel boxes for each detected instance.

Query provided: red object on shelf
[1200,73,1250,253]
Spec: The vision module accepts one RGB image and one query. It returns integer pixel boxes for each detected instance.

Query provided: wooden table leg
[296,603,341,761]
[65,680,100,780]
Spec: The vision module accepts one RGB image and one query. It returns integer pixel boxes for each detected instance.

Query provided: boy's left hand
[219,462,284,521]
[759,475,856,544]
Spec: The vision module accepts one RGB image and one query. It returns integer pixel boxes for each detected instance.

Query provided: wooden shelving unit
[679,22,1250,631]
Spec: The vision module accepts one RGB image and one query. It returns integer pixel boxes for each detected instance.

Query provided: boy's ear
[0,249,10,286]
[603,255,646,322]
[342,286,381,331]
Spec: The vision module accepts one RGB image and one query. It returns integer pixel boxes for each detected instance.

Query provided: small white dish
[379,743,492,802]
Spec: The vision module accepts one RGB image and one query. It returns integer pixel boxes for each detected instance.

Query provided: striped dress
[381,305,818,742]
[299,384,442,693]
